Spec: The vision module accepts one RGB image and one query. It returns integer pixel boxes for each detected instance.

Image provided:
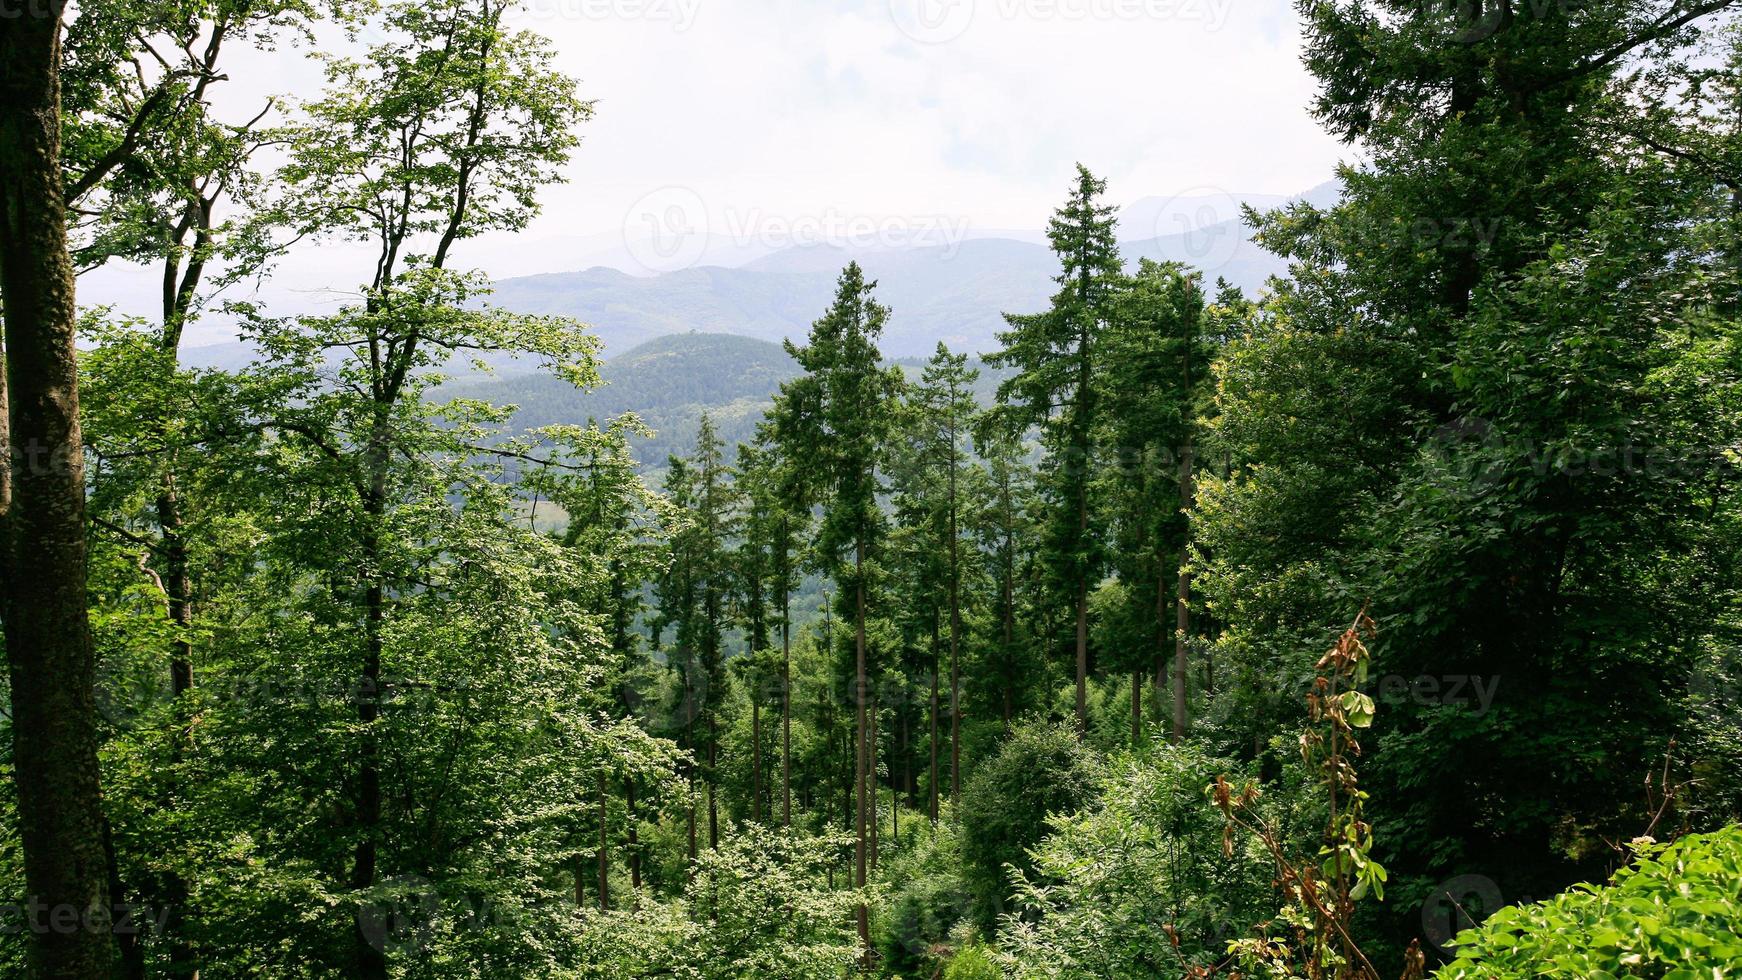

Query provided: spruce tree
[991,164,1123,734]
[769,262,902,954]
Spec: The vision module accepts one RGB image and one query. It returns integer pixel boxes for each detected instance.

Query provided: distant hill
[443,332,803,467]
[485,181,1339,359]
[173,182,1339,367]
[444,331,1013,469]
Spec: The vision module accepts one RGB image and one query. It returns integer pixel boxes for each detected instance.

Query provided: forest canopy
[1,0,1740,977]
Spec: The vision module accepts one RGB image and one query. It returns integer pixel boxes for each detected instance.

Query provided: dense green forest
[2,0,1741,978]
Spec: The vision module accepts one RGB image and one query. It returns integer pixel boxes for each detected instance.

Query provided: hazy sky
[518,0,1346,234]
[81,0,1352,340]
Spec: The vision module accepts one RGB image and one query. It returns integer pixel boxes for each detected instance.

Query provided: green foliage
[1434,826,1742,979]
[574,826,865,980]
[957,720,1101,930]
[998,745,1273,979]
[876,821,973,974]
[944,944,1004,980]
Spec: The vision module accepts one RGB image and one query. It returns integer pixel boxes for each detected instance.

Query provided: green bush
[1434,825,1742,978]
[998,744,1275,979]
[957,719,1101,930]
[944,943,1004,980]
[876,821,973,975]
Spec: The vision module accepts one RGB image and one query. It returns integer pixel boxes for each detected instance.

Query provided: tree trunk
[1154,556,1168,717]
[352,569,387,980]
[868,690,878,870]
[781,574,792,827]
[0,6,120,974]
[1001,496,1017,729]
[928,618,940,824]
[948,417,962,803]
[625,776,642,890]
[1131,669,1142,745]
[686,775,697,865]
[1172,315,1196,745]
[1172,445,1194,745]
[751,697,763,823]
[853,544,870,952]
[596,772,609,910]
[1075,579,1089,736]
[706,713,719,850]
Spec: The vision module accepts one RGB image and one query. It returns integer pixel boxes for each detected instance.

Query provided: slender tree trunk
[1075,579,1089,735]
[869,690,878,870]
[781,566,792,827]
[1172,444,1194,745]
[353,555,387,980]
[596,772,609,910]
[0,6,120,974]
[105,819,146,980]
[1001,486,1017,729]
[893,707,902,845]
[157,480,198,978]
[706,714,719,850]
[902,702,916,809]
[948,417,962,803]
[1172,321,1196,745]
[686,775,697,864]
[349,397,394,980]
[625,776,642,890]
[751,697,763,823]
[928,618,940,824]
[853,543,870,953]
[1073,318,1094,737]
[1131,670,1142,745]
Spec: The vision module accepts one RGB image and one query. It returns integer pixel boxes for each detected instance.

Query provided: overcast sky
[515,0,1346,235]
[81,0,1352,342]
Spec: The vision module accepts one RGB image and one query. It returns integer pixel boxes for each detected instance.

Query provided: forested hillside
[1,1,1740,979]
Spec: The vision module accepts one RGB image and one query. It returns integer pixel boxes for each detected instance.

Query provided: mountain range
[178,180,1337,369]
[483,180,1337,359]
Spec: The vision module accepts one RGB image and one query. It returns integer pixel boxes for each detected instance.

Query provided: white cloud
[77,0,1348,344]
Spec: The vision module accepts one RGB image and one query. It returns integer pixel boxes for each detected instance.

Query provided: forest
[2,0,1741,977]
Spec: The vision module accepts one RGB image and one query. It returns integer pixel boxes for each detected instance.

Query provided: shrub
[1434,825,1742,978]
[944,943,1004,980]
[957,719,1101,930]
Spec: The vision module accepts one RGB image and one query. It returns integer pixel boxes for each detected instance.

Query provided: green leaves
[1339,690,1376,728]
[1435,827,1742,978]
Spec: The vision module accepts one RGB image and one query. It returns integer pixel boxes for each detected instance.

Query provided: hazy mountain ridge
[477,180,1339,359]
[180,181,1338,368]
[442,332,1012,468]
